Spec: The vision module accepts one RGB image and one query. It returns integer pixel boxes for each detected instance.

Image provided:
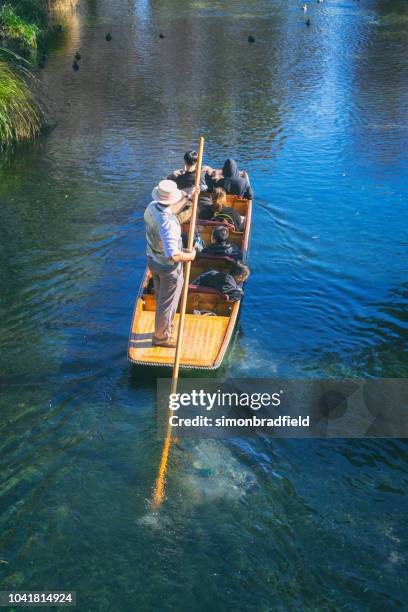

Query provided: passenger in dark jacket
[198,187,244,231]
[167,150,207,194]
[201,226,242,260]
[205,158,254,200]
[193,262,250,302]
[197,191,213,213]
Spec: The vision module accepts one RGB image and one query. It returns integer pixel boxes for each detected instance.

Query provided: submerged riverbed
[0,0,407,609]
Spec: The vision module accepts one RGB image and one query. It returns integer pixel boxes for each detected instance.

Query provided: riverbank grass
[0,59,42,145]
[0,0,77,146]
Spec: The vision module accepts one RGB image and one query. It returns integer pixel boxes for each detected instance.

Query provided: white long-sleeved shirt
[144,201,182,265]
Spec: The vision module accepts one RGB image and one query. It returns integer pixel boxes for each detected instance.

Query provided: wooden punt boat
[128,195,252,370]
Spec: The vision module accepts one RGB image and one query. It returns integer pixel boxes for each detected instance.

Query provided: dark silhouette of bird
[105,32,112,41]
[159,33,165,39]
[75,52,81,61]
[72,60,79,71]
[248,35,255,43]
[306,18,311,26]
[39,61,46,69]
[41,53,48,62]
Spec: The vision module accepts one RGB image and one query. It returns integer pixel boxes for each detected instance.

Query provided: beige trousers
[147,259,184,341]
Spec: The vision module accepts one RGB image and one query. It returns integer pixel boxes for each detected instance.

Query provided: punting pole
[151,135,205,509]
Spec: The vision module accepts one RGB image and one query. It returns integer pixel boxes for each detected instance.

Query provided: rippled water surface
[1,0,407,609]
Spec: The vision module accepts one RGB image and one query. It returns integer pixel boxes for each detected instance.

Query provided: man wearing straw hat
[144,179,197,348]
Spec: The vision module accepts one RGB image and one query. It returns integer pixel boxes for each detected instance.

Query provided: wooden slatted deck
[128,311,230,368]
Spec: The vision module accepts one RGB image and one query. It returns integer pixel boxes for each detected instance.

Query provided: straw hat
[152,180,184,206]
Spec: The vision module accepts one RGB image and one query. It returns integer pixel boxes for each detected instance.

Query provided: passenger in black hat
[201,226,242,260]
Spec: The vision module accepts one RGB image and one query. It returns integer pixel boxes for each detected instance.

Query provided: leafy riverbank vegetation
[0,1,76,146]
[0,2,47,51]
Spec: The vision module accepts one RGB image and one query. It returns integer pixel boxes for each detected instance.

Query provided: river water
[0,0,407,609]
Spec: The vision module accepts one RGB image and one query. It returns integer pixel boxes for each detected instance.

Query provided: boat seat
[188,284,232,301]
[196,253,237,265]
[143,285,232,305]
[142,287,232,317]
[142,293,156,310]
[196,219,237,232]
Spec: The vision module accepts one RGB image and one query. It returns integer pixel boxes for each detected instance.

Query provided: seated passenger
[198,187,244,231]
[201,226,242,260]
[192,262,250,302]
[167,150,207,194]
[196,191,213,218]
[205,158,254,200]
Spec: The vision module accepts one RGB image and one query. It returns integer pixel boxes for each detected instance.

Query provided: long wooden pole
[151,136,205,509]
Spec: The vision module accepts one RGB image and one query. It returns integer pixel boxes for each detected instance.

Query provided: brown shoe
[152,336,177,348]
